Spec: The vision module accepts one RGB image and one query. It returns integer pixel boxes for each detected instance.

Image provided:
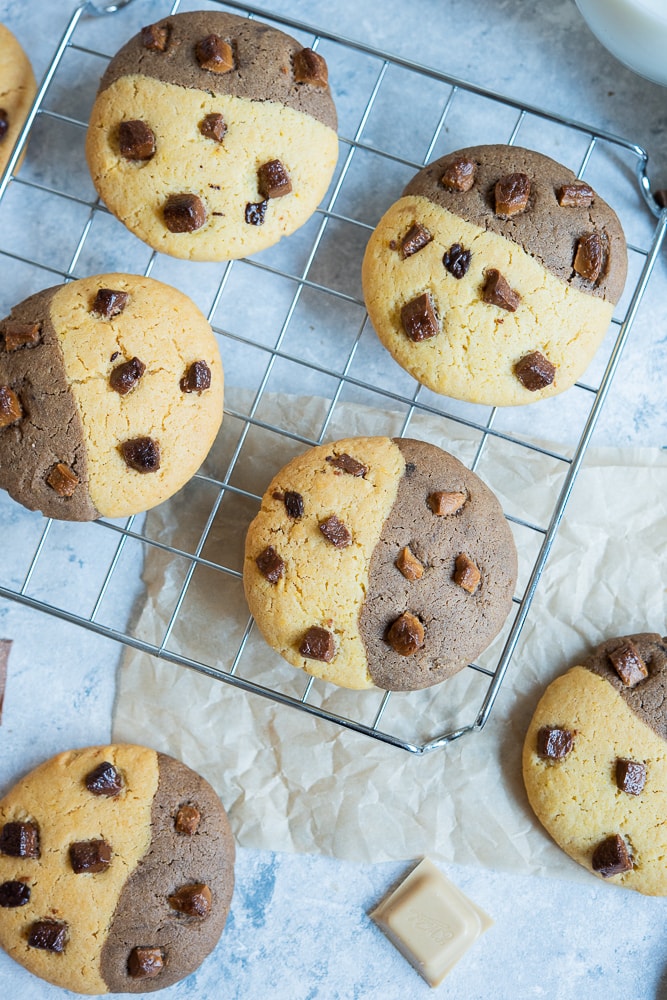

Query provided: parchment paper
[113,389,667,882]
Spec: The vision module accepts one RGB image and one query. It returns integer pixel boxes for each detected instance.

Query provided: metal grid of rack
[1,0,665,753]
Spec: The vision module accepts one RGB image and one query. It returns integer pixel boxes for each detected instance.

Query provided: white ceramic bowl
[575,0,667,87]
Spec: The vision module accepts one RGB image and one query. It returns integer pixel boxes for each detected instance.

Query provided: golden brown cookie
[0,745,235,993]
[362,145,627,406]
[86,10,338,261]
[0,24,37,176]
[0,273,223,520]
[523,633,667,895]
[243,436,517,690]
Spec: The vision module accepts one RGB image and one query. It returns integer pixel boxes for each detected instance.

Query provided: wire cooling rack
[1,0,666,753]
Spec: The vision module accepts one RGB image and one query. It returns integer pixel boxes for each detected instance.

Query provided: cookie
[85,10,338,261]
[0,24,37,176]
[243,436,517,691]
[0,273,223,520]
[0,744,235,993]
[522,633,667,895]
[362,144,627,406]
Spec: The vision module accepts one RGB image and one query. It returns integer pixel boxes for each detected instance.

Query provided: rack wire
[1,0,666,753]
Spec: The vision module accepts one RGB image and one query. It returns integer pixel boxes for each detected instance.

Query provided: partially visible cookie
[243,436,517,691]
[86,10,338,261]
[0,745,235,993]
[0,24,37,176]
[523,633,667,895]
[0,273,223,520]
[362,144,627,406]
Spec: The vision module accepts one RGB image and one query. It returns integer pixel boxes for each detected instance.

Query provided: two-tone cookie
[362,144,627,406]
[0,744,235,993]
[523,633,667,895]
[0,273,223,520]
[243,436,517,691]
[85,11,338,261]
[0,24,37,176]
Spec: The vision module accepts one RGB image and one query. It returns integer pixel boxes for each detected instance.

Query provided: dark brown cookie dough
[361,438,518,690]
[98,10,337,132]
[404,144,626,302]
[582,632,667,740]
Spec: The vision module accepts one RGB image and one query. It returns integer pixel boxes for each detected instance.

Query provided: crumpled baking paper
[113,389,667,882]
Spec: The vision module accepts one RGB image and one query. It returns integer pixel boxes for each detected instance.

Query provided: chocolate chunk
[164,193,207,233]
[616,758,646,796]
[256,545,285,583]
[443,243,472,279]
[319,514,352,548]
[276,490,304,519]
[0,821,39,858]
[299,626,336,662]
[245,200,268,226]
[400,292,440,342]
[92,288,129,319]
[481,269,520,311]
[0,880,30,907]
[453,553,481,594]
[326,453,367,477]
[180,360,212,393]
[257,159,292,200]
[28,920,67,952]
[0,386,22,427]
[85,760,123,797]
[573,232,604,283]
[175,803,201,835]
[537,726,574,760]
[2,321,41,351]
[199,113,227,143]
[46,463,79,498]
[608,640,648,687]
[427,490,466,516]
[558,182,594,208]
[440,158,476,192]
[0,110,8,142]
[119,120,156,161]
[495,172,531,216]
[110,357,146,396]
[386,612,425,656]
[195,34,234,74]
[120,437,161,474]
[69,839,112,874]
[514,351,556,391]
[655,190,667,209]
[141,22,170,52]
[592,834,633,878]
[400,223,432,259]
[293,47,328,87]
[168,883,212,918]
[128,946,165,979]
[395,546,424,581]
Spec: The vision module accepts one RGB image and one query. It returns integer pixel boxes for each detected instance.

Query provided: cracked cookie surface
[0,273,223,520]
[0,24,37,176]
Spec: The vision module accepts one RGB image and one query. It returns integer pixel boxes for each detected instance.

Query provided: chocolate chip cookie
[243,436,518,690]
[362,144,627,406]
[0,273,223,520]
[523,633,667,895]
[86,10,338,261]
[0,744,235,993]
[0,23,37,176]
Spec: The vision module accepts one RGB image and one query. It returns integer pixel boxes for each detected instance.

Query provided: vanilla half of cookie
[0,23,37,176]
[0,745,235,993]
[362,144,627,406]
[0,273,224,520]
[243,436,517,691]
[523,633,667,896]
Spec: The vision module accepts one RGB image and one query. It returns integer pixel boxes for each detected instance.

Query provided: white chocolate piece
[370,858,493,987]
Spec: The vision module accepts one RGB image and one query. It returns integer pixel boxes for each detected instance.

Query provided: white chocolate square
[370,858,493,987]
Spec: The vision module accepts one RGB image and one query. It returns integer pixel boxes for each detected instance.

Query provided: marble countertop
[1,1,667,998]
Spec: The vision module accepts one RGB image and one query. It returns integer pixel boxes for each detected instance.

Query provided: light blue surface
[1,1,667,998]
